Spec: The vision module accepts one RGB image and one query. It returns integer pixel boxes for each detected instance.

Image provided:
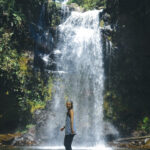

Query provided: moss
[19,56,29,73]
[100,20,104,27]
[28,101,46,114]
[107,36,112,41]
[103,101,113,119]
[0,133,21,143]
[55,2,61,8]
[67,0,107,10]
[26,124,35,129]
[98,6,106,9]
[20,130,27,134]
[44,77,53,101]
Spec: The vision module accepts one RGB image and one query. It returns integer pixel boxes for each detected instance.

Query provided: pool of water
[0,146,139,150]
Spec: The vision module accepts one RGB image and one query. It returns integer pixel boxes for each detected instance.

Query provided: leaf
[13,12,23,26]
[5,91,9,95]
[143,117,149,124]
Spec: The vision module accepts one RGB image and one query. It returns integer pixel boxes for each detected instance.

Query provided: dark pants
[64,135,75,150]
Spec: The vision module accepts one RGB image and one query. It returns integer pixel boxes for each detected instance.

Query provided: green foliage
[67,0,83,6]
[26,124,35,129]
[67,0,106,10]
[0,0,56,131]
[48,2,61,27]
[12,12,24,27]
[138,117,150,133]
[0,0,25,29]
[15,124,35,134]
[28,101,46,113]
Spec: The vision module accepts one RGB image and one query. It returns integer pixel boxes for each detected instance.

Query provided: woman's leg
[64,135,75,150]
[69,135,74,150]
[64,135,69,150]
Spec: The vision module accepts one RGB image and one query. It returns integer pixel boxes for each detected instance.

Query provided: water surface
[0,146,139,150]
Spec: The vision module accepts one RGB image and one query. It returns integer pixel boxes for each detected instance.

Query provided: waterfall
[45,9,107,147]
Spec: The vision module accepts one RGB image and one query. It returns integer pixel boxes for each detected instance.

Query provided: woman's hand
[71,129,75,134]
[60,126,65,131]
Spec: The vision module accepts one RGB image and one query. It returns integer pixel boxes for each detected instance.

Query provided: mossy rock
[98,6,106,10]
[107,36,112,41]
[0,133,21,144]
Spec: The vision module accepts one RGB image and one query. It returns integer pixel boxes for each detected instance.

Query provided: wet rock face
[102,0,150,135]
[33,109,49,142]
[33,109,48,129]
[103,122,119,142]
[32,101,55,143]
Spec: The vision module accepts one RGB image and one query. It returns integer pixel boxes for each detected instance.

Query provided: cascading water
[57,10,105,146]
[44,3,112,149]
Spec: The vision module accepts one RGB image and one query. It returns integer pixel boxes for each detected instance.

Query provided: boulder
[0,133,21,145]
[103,122,119,142]
[144,138,150,144]
[11,127,36,146]
[142,138,150,149]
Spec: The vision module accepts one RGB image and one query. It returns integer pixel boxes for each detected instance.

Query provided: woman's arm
[70,109,74,134]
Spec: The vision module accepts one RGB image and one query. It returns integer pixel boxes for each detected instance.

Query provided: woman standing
[60,101,76,150]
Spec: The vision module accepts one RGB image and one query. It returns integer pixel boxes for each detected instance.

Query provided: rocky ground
[1,118,150,149]
[108,136,150,149]
[0,108,48,146]
[1,131,150,149]
[0,127,37,146]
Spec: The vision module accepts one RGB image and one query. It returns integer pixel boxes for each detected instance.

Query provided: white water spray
[44,6,111,149]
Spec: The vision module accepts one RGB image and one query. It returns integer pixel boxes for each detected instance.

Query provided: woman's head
[66,100,73,110]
